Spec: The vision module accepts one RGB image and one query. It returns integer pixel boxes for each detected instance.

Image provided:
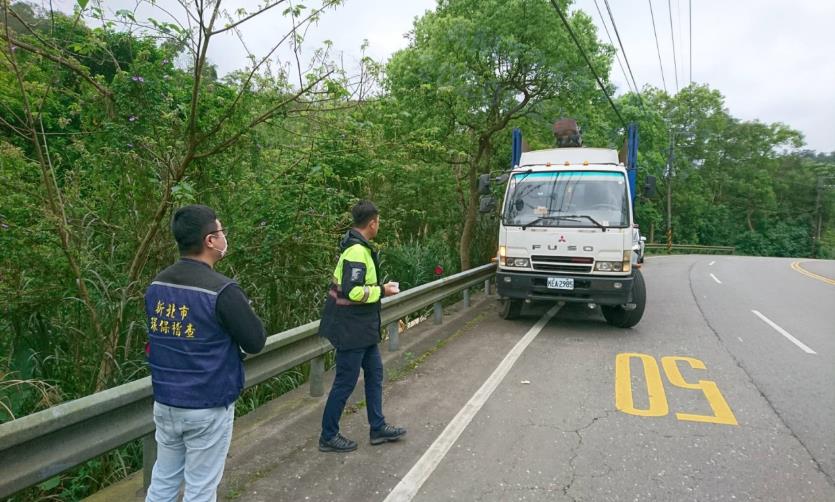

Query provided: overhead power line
[592,0,635,95]
[647,0,668,93]
[667,0,679,92]
[548,0,627,128]
[677,0,685,87]
[602,0,643,98]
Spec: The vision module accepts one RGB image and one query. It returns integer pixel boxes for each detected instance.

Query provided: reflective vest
[319,229,384,350]
[145,266,243,409]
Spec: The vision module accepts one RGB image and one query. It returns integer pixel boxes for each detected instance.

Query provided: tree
[386,0,612,269]
[630,84,816,255]
[0,0,343,390]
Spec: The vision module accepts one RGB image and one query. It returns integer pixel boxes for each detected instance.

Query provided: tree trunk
[459,161,478,270]
[458,134,496,271]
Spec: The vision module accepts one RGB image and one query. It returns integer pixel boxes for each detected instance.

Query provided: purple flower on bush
[131,75,145,83]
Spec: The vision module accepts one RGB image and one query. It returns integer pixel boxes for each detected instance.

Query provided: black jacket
[318,230,383,350]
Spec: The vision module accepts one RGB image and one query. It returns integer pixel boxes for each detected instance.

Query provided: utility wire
[602,0,643,100]
[592,0,635,95]
[677,0,685,86]
[667,0,679,92]
[647,0,668,93]
[548,0,627,128]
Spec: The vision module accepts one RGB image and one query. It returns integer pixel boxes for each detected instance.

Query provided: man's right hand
[383,282,400,296]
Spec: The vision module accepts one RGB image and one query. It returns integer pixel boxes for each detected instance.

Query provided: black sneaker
[319,433,358,452]
[370,424,407,445]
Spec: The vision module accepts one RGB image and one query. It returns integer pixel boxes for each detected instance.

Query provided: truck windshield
[503,171,629,228]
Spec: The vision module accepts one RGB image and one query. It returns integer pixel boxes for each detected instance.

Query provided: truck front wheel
[601,269,646,328]
[500,299,523,320]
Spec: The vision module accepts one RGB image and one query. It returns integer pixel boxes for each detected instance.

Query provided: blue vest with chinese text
[145,277,242,409]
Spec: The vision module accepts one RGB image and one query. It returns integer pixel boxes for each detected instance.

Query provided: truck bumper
[496,271,634,305]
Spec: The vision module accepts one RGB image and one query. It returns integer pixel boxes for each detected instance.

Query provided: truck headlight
[594,261,623,272]
[502,257,530,268]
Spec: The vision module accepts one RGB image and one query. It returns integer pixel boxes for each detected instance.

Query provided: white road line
[751,310,817,355]
[709,260,716,266]
[710,273,722,284]
[383,304,561,502]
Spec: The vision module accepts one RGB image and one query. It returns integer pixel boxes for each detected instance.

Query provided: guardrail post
[387,322,400,352]
[484,278,492,296]
[310,355,325,397]
[463,288,470,308]
[143,433,157,493]
[433,302,443,324]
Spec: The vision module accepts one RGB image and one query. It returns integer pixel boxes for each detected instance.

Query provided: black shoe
[319,433,358,452]
[370,424,406,445]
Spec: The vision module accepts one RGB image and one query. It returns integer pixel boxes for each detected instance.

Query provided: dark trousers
[321,344,385,440]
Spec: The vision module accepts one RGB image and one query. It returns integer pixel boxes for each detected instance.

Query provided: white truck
[479,125,655,327]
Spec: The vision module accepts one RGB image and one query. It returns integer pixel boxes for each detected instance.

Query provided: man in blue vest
[318,200,406,452]
[145,205,266,502]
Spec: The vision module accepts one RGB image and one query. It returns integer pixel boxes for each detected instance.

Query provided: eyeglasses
[205,227,229,238]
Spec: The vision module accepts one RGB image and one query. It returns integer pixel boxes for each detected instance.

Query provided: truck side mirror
[495,173,509,184]
[643,175,657,198]
[478,174,491,195]
[479,195,497,213]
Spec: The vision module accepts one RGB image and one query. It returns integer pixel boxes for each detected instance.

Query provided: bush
[380,238,459,291]
[734,231,772,256]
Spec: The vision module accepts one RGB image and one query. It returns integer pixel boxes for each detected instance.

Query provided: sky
[52,0,835,153]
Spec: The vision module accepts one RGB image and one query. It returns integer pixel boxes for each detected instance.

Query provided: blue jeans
[146,402,235,502]
[321,344,385,440]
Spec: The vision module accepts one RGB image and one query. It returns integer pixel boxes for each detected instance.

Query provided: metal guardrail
[0,263,497,499]
[644,243,735,255]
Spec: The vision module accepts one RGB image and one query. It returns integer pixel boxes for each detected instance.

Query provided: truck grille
[531,255,593,274]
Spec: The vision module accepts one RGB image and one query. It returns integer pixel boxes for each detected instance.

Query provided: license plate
[547,277,574,290]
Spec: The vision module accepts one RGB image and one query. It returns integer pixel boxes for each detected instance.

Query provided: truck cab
[490,146,647,327]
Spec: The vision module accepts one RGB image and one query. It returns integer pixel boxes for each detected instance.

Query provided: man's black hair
[352,200,379,228]
[171,204,218,255]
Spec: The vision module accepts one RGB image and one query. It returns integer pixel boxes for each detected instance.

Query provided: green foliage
[386,0,613,268]
[381,239,459,290]
[621,84,832,257]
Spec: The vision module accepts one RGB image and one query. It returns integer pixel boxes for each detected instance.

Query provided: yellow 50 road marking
[791,261,835,286]
[615,353,738,426]
[615,353,668,417]
[661,357,737,425]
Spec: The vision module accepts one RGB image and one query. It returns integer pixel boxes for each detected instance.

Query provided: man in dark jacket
[145,205,266,502]
[318,200,406,452]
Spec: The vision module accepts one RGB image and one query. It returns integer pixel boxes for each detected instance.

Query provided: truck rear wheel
[601,269,646,328]
[500,299,523,320]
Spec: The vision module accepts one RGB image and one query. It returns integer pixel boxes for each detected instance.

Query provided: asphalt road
[229,255,835,502]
